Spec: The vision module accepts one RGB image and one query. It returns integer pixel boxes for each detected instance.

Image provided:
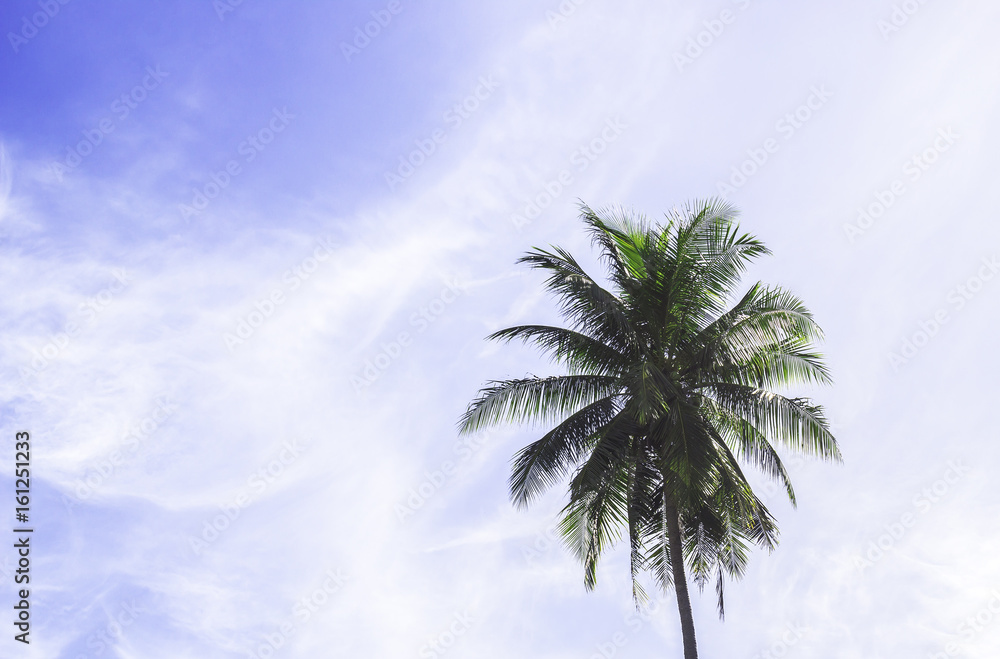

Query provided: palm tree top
[458,199,840,658]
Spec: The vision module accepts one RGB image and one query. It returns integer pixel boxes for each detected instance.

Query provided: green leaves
[509,396,623,508]
[458,374,621,435]
[704,384,841,462]
[487,325,628,376]
[516,247,640,358]
[458,198,839,623]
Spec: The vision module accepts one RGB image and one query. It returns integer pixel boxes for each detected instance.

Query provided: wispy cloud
[3,0,1000,656]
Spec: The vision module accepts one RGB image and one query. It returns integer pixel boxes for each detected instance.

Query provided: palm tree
[458,200,840,659]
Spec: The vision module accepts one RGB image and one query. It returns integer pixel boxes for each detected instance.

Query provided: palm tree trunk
[665,501,698,659]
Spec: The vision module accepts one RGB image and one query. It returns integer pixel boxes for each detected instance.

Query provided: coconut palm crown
[458,200,840,659]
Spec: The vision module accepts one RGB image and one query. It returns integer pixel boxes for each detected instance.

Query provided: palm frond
[458,375,621,434]
[487,324,628,377]
[509,395,623,508]
[702,384,842,462]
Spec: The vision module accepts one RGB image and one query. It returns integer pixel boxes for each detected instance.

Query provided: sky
[1,0,1000,657]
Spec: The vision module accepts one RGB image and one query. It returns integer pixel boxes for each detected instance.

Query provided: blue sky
[2,0,1000,657]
